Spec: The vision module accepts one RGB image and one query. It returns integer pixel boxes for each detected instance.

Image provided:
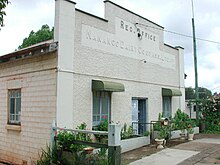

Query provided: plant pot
[155,139,164,149]
[83,147,94,154]
[188,134,194,141]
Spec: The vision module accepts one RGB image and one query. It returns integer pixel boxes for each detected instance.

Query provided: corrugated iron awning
[92,80,125,92]
[162,88,182,96]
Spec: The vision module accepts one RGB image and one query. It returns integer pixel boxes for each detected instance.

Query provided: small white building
[0,0,185,164]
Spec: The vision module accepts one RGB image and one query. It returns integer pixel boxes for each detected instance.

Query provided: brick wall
[0,52,57,164]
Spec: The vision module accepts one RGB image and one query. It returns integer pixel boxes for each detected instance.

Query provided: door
[138,99,147,135]
[132,99,147,135]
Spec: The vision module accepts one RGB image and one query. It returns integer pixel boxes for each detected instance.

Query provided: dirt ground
[121,134,220,165]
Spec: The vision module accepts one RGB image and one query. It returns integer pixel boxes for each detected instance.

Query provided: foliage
[18,24,54,49]
[98,119,108,131]
[158,125,170,140]
[154,113,163,131]
[68,152,108,165]
[36,144,71,165]
[93,119,108,143]
[56,122,91,152]
[185,87,195,100]
[38,122,108,164]
[197,99,220,133]
[172,109,190,131]
[0,0,9,29]
[143,131,150,136]
[154,109,197,139]
[185,87,212,100]
[186,125,194,134]
[36,144,108,165]
[121,123,133,140]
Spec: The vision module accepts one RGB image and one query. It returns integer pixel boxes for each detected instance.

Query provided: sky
[0,0,220,93]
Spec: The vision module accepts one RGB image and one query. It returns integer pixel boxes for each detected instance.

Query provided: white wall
[63,1,185,128]
[54,0,76,128]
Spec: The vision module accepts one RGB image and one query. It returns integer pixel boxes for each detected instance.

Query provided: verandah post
[108,123,121,165]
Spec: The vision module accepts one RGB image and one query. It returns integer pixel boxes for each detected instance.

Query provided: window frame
[92,91,111,127]
[8,89,21,125]
[162,96,172,119]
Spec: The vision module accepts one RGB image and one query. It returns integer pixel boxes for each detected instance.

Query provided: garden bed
[121,136,150,153]
[152,127,200,140]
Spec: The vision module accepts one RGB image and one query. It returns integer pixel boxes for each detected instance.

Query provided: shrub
[121,123,133,140]
[172,109,190,131]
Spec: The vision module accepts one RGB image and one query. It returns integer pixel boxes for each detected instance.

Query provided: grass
[216,156,220,160]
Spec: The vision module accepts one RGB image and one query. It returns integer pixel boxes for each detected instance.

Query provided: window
[8,89,21,125]
[162,96,172,119]
[92,91,111,127]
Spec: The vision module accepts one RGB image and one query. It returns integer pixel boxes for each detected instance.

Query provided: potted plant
[155,126,169,149]
[173,109,188,140]
[187,125,194,140]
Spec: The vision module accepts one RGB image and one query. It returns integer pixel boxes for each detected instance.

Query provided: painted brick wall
[0,53,57,164]
[71,4,185,128]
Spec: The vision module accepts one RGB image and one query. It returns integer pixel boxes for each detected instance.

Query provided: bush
[121,123,133,140]
[56,123,91,152]
[172,109,190,131]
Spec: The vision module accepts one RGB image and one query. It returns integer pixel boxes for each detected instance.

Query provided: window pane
[16,97,21,122]
[93,92,100,126]
[101,93,108,121]
[163,97,171,118]
[15,91,19,97]
[10,98,15,114]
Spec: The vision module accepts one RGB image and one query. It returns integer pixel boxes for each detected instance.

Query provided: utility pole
[191,0,199,120]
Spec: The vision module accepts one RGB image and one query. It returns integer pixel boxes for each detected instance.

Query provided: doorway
[132,98,148,135]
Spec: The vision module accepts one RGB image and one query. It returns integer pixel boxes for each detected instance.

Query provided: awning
[92,80,125,92]
[162,88,182,96]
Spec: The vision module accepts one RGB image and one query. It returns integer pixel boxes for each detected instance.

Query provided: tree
[185,87,212,100]
[185,87,195,100]
[18,24,54,49]
[198,87,212,99]
[0,0,9,29]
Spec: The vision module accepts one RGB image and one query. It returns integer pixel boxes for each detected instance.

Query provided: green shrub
[36,144,71,165]
[98,119,108,131]
[121,123,134,140]
[172,109,190,131]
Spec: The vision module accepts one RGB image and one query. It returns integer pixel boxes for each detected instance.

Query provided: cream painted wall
[0,53,57,164]
[54,0,75,128]
[52,1,185,129]
[71,1,185,128]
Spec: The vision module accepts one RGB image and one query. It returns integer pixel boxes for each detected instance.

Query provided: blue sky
[0,0,220,93]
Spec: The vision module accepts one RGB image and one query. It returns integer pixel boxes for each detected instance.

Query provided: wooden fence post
[108,123,121,165]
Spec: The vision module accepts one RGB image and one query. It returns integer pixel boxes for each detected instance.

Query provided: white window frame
[8,89,21,125]
[92,91,111,127]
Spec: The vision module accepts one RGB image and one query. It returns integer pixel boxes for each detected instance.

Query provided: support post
[191,2,199,120]
[108,123,121,165]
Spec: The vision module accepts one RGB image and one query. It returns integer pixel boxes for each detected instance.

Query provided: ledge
[5,125,21,131]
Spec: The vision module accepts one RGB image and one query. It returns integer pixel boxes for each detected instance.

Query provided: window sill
[5,125,21,131]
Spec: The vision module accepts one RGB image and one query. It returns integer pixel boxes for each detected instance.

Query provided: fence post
[108,123,121,165]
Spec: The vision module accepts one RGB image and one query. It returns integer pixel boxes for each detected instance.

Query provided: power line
[211,86,220,90]
[136,23,220,45]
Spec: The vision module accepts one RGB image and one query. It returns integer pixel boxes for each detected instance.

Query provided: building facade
[0,0,185,164]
